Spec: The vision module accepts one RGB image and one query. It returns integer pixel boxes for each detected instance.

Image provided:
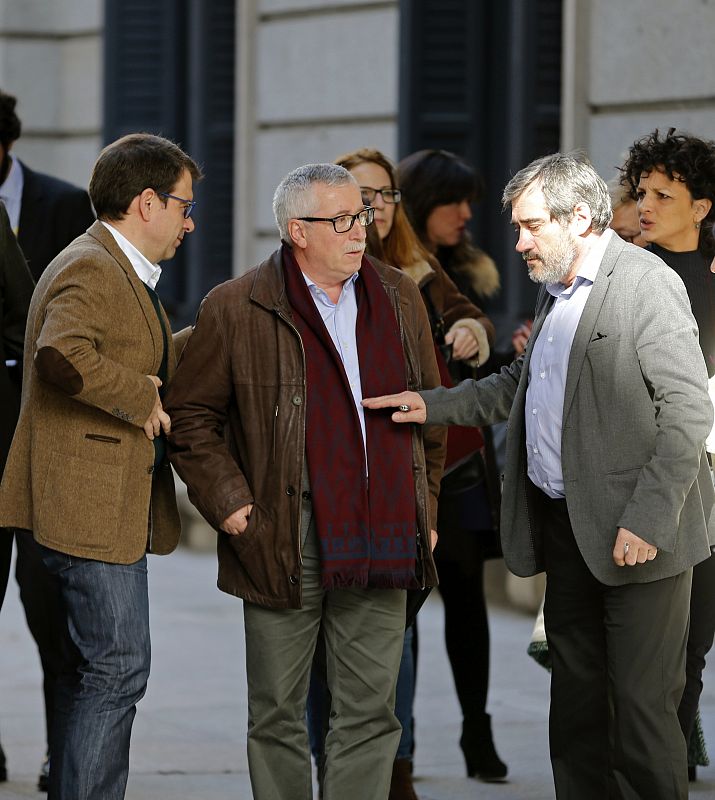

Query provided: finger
[647,549,657,561]
[613,545,625,567]
[362,394,408,410]
[143,422,155,441]
[443,330,455,345]
[159,409,172,434]
[458,342,479,360]
[391,409,423,424]
[147,374,162,389]
[635,547,648,564]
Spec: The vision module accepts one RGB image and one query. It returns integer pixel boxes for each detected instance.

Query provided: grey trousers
[243,516,406,800]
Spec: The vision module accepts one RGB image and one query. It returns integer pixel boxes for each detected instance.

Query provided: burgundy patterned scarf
[282,246,420,589]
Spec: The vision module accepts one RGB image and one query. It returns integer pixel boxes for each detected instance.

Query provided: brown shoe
[389,758,418,800]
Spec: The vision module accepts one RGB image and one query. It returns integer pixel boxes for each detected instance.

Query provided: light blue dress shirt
[303,272,367,462]
[526,230,613,498]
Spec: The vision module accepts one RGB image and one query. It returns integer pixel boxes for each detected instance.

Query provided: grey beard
[525,238,578,285]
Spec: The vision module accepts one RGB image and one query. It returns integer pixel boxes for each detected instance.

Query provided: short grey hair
[272,163,357,241]
[606,176,632,211]
[502,151,613,233]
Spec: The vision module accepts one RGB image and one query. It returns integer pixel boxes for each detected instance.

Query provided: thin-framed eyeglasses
[297,206,374,233]
[157,192,196,219]
[360,186,401,205]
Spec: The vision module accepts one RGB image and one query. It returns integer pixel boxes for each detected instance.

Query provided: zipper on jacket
[388,283,429,589]
[274,306,308,574]
[273,404,278,463]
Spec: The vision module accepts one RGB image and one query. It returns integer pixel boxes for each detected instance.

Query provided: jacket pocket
[38,452,124,551]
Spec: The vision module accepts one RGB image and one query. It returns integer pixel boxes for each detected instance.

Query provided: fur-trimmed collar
[439,239,500,300]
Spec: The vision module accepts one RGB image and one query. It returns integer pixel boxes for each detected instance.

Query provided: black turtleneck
[649,243,715,378]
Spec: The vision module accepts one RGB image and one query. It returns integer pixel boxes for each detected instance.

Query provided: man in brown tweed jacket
[0,133,201,800]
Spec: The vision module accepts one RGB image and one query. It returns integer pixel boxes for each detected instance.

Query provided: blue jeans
[39,545,150,800]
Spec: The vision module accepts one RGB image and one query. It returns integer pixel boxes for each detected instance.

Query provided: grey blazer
[423,233,715,586]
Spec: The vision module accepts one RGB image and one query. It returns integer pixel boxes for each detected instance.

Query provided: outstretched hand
[361,391,426,424]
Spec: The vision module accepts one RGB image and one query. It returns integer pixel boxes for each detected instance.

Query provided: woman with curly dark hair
[620,128,715,373]
[621,128,715,780]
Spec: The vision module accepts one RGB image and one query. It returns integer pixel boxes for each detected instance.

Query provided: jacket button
[289,574,299,585]
[147,466,154,474]
[301,490,311,501]
[292,395,302,406]
[286,485,296,496]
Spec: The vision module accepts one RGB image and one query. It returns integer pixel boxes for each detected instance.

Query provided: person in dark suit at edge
[0,199,35,784]
[0,89,96,791]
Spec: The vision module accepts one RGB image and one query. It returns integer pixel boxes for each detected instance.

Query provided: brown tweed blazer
[0,221,182,563]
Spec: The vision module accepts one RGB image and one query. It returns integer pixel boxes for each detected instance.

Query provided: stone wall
[0,0,103,189]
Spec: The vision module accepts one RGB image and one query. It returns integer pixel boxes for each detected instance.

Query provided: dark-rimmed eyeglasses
[360,186,401,205]
[297,206,374,233]
[158,192,196,219]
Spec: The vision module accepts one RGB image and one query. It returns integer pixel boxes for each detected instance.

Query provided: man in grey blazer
[364,152,714,799]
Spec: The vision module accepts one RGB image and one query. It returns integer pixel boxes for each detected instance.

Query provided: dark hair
[89,133,203,221]
[620,128,715,256]
[396,149,483,241]
[0,90,22,150]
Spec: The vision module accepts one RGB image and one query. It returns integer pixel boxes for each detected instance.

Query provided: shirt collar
[547,228,613,297]
[0,156,23,204]
[100,221,162,289]
[302,270,359,302]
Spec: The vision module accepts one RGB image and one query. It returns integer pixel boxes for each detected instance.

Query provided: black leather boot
[388,758,419,800]
[460,713,508,782]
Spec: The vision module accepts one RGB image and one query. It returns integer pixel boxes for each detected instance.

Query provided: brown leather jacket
[166,249,445,608]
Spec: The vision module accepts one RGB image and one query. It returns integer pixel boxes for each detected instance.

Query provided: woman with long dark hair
[354,146,509,784]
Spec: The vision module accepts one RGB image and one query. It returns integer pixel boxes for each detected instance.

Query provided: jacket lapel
[562,233,626,421]
[86,221,165,372]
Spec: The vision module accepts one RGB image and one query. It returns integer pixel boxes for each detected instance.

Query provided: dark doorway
[399,0,562,340]
[104,0,236,327]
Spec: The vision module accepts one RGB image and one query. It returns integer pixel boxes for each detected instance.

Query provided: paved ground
[1,547,713,799]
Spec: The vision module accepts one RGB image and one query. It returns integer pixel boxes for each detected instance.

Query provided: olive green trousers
[243,518,406,800]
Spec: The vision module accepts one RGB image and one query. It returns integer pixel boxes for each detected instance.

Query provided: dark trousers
[0,527,11,611]
[433,551,490,725]
[538,492,690,800]
[678,551,715,743]
[15,532,64,753]
[38,545,151,800]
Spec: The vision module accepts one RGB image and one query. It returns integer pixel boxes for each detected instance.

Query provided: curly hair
[620,128,715,256]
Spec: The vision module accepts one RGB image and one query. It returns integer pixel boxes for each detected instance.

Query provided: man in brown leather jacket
[166,163,445,800]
